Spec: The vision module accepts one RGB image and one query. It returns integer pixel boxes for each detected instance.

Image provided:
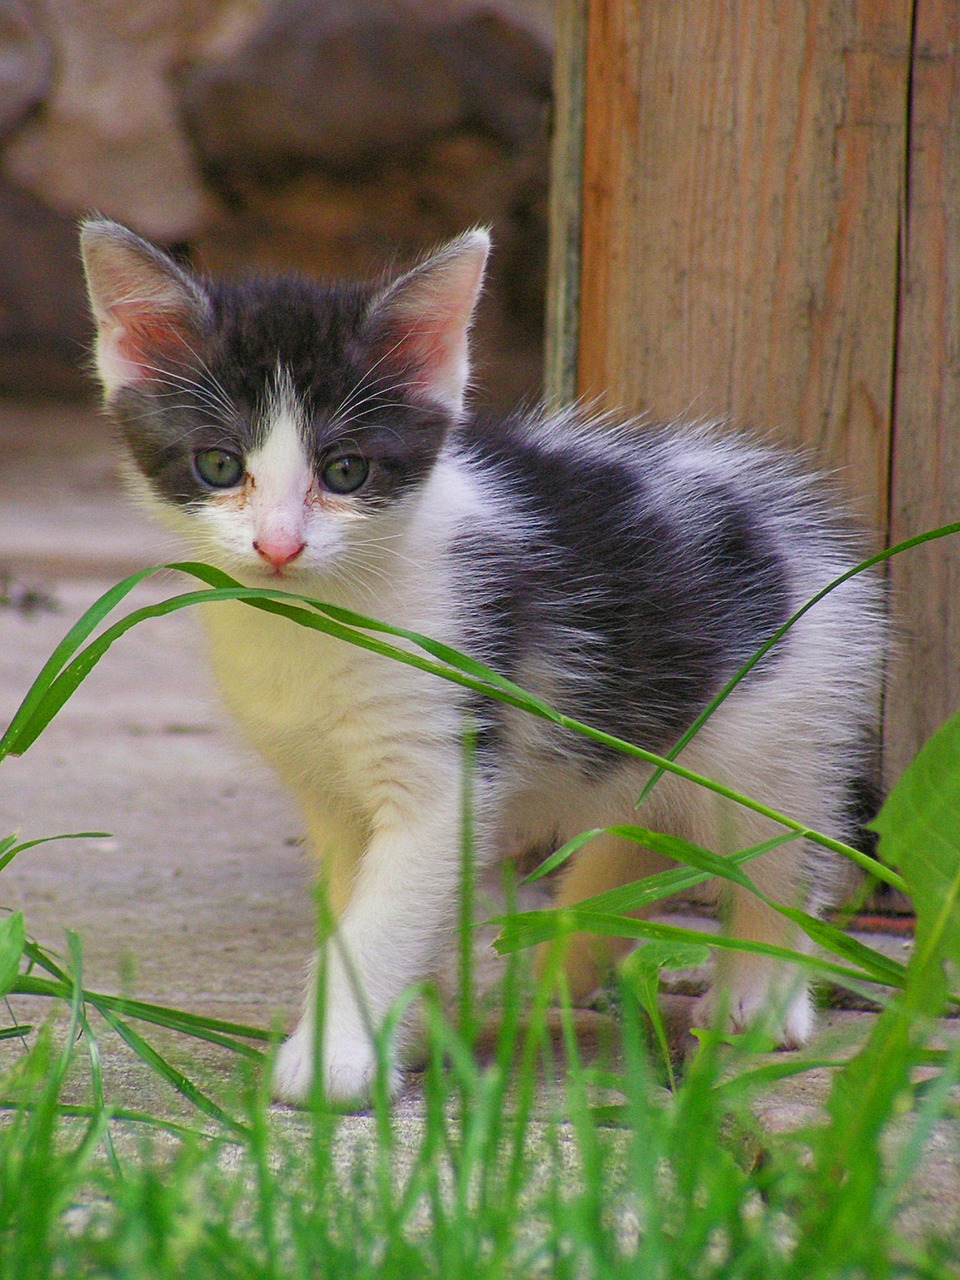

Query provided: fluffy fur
[80,220,886,1104]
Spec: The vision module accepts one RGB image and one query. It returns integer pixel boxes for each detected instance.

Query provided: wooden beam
[884,0,960,782]
[576,0,911,534]
[544,0,589,407]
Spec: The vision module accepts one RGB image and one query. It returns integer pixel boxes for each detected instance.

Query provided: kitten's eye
[194,449,244,489]
[322,455,369,495]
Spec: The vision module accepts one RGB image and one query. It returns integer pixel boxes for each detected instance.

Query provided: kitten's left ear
[80,219,211,400]
[366,228,490,417]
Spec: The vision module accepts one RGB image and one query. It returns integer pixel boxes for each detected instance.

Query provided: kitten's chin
[242,560,311,585]
[235,556,329,589]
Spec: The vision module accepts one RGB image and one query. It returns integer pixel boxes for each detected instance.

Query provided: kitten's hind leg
[541,830,673,1002]
[712,867,816,1048]
[688,782,824,1049]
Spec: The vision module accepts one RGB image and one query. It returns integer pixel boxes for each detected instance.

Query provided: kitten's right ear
[79,219,210,399]
[365,228,490,418]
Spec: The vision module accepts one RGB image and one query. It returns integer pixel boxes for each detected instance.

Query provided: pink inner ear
[370,233,488,411]
[387,315,453,379]
[111,305,194,372]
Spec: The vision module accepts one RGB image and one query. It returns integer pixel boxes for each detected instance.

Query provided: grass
[0,556,958,1277]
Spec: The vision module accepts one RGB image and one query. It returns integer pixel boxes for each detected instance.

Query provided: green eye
[322,454,369,495]
[195,449,244,489]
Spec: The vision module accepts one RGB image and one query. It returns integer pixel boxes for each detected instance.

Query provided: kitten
[80,220,885,1105]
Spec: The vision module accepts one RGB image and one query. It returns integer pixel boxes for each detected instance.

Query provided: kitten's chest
[198,595,460,783]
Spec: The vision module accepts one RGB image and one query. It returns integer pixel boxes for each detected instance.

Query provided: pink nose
[253,536,306,569]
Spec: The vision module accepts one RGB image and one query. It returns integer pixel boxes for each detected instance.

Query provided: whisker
[131,361,240,424]
[330,332,413,422]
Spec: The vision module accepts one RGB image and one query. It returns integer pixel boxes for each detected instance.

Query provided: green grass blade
[0,831,112,876]
[3,559,906,892]
[524,826,800,890]
[507,826,907,990]
[495,906,892,987]
[711,1056,848,1100]
[12,973,271,1054]
[548,833,801,916]
[0,913,24,998]
[621,942,710,1087]
[617,827,908,989]
[0,1097,231,1144]
[522,828,608,883]
[21,938,69,983]
[11,935,258,1131]
[0,566,159,760]
[93,1000,249,1136]
[89,994,273,1049]
[64,931,121,1176]
[0,1024,32,1041]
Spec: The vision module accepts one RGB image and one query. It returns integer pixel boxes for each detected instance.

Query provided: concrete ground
[1,401,957,1235]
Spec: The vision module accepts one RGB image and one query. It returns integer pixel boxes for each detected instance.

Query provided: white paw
[271,1023,315,1104]
[271,1021,400,1107]
[693,978,815,1049]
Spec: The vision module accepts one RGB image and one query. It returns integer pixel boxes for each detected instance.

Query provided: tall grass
[0,552,958,1277]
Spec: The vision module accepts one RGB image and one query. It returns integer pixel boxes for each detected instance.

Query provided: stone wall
[0,0,554,406]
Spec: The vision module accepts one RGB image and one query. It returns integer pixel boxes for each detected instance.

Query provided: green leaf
[495,907,891,988]
[621,941,711,1087]
[0,830,112,876]
[0,561,904,889]
[0,911,24,997]
[792,709,960,1265]
[871,707,960,1000]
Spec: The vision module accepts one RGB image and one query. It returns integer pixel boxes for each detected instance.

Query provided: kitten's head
[79,220,489,580]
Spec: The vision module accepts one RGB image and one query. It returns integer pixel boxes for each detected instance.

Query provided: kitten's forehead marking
[247,367,313,495]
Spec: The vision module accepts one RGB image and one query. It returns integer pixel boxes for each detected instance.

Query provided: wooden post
[544,0,588,407]
[547,0,959,781]
[884,1,960,782]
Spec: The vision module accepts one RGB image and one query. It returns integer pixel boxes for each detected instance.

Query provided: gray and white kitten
[80,220,885,1105]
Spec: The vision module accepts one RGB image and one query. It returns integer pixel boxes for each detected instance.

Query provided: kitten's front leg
[273,792,463,1107]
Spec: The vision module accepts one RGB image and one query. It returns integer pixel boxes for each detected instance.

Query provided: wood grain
[544,0,589,406]
[884,0,960,782]
[576,0,912,530]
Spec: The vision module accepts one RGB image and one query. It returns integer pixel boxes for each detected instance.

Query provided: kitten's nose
[253,536,306,569]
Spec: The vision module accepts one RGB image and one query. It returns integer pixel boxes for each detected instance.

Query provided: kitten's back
[451,411,883,761]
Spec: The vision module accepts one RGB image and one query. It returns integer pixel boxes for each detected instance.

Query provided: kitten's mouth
[257,562,301,581]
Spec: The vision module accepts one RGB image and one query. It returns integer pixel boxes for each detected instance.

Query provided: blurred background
[0,0,555,409]
[2,0,957,794]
